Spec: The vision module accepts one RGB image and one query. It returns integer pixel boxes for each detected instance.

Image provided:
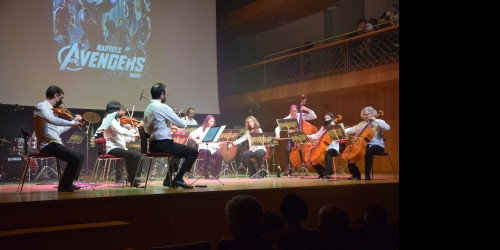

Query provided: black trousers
[242,149,266,176]
[108,148,143,182]
[149,139,198,180]
[40,142,83,188]
[347,145,384,179]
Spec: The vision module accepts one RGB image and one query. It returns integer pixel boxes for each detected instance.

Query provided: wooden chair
[17,153,61,193]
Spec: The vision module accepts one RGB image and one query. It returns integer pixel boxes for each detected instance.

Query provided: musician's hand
[301,106,310,112]
[124,124,133,130]
[74,114,83,122]
[74,121,84,128]
[228,143,233,149]
[137,121,144,127]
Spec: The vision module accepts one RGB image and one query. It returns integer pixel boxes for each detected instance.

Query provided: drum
[10,138,24,155]
[1,154,25,181]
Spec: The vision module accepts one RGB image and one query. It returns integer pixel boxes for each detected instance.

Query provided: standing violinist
[95,101,144,187]
[189,115,223,179]
[344,106,390,180]
[33,85,84,192]
[307,112,341,179]
[274,104,317,174]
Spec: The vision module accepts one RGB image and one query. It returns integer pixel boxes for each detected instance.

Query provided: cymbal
[0,138,11,144]
[83,112,102,123]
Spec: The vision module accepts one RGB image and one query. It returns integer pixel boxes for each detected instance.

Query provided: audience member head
[318,205,350,241]
[262,210,284,234]
[363,205,388,227]
[280,193,308,229]
[225,194,264,239]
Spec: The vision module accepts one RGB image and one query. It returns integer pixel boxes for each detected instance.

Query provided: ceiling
[217,0,336,36]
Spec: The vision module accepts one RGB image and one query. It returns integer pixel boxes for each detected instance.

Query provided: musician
[189,115,223,179]
[181,107,198,125]
[274,104,317,138]
[307,112,341,179]
[33,85,84,192]
[274,104,317,174]
[96,101,144,187]
[344,106,390,180]
[143,83,198,189]
[232,116,267,178]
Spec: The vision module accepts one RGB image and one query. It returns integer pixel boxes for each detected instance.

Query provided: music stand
[276,119,299,176]
[249,132,275,178]
[288,131,312,177]
[325,124,349,141]
[190,125,226,186]
[276,118,299,131]
[184,125,198,134]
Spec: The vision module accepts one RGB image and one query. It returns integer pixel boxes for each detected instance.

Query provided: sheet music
[218,129,241,142]
[276,118,299,131]
[325,123,348,141]
[287,131,310,145]
[250,132,275,146]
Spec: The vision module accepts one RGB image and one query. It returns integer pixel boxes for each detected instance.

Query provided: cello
[304,115,343,167]
[341,110,383,163]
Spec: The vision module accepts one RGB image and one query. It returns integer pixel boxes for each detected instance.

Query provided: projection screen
[0,0,219,114]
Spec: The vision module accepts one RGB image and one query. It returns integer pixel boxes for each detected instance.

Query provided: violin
[120,116,141,127]
[53,104,84,129]
[53,106,74,120]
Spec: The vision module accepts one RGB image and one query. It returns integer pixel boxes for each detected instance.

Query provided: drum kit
[1,137,38,181]
[0,112,103,181]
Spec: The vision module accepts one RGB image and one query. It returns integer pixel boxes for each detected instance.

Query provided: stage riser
[0,183,398,250]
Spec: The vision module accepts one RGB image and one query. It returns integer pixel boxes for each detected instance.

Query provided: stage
[0,173,399,250]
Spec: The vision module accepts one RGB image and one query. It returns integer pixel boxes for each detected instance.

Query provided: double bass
[289,94,318,167]
[341,110,383,163]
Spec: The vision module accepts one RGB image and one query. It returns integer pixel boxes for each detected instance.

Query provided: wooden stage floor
[0,173,398,203]
[0,172,399,250]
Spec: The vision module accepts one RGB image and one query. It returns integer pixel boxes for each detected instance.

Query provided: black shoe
[71,184,81,190]
[58,186,75,192]
[172,179,193,189]
[365,177,372,180]
[348,176,361,180]
[163,179,172,187]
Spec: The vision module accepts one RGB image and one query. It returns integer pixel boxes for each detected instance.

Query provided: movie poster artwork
[52,0,151,80]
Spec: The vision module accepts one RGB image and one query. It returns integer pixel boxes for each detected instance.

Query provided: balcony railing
[218,25,399,97]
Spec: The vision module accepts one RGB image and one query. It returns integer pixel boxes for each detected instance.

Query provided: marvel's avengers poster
[53,0,151,80]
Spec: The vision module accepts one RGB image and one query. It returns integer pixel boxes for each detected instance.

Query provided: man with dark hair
[33,85,85,192]
[143,83,198,188]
